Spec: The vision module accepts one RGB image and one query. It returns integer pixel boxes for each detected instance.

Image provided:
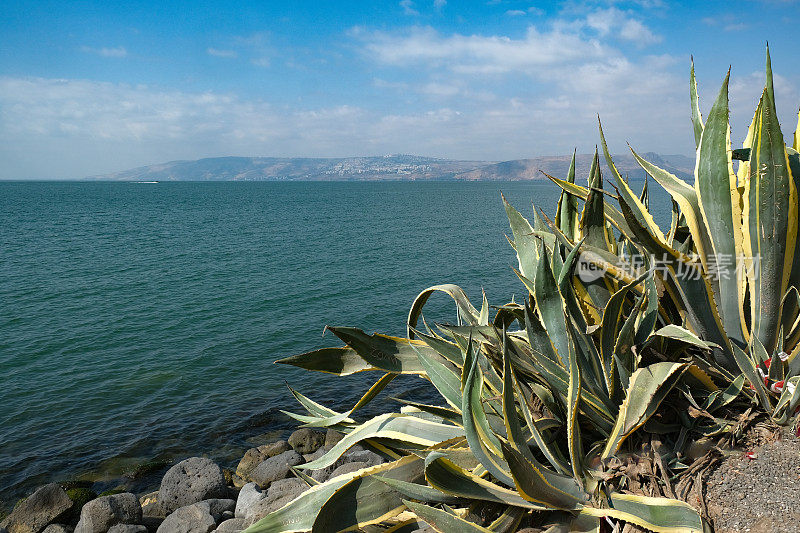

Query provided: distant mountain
[453,152,694,181]
[90,155,489,182]
[89,153,694,182]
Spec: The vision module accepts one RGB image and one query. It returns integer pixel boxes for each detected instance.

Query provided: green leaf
[403,500,493,532]
[424,451,546,510]
[743,48,798,354]
[276,346,371,376]
[602,362,688,459]
[461,348,514,486]
[580,492,703,533]
[690,57,704,149]
[408,285,480,339]
[654,325,720,350]
[503,196,540,281]
[312,456,425,532]
[299,413,464,471]
[694,69,745,345]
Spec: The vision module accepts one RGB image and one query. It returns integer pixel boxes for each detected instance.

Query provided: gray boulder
[241,495,293,525]
[40,526,71,533]
[0,483,73,533]
[214,518,247,533]
[201,500,234,523]
[345,450,384,467]
[287,429,325,455]
[248,451,302,488]
[233,485,265,520]
[324,429,343,447]
[155,503,214,533]
[74,493,142,533]
[266,479,306,502]
[327,462,369,479]
[158,458,227,515]
[107,526,147,533]
[235,442,290,481]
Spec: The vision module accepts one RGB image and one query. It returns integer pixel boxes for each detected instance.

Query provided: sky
[0,1,798,179]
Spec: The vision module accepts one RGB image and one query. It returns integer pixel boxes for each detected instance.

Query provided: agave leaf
[403,500,493,532]
[694,69,746,346]
[653,325,719,351]
[564,313,584,483]
[500,441,587,510]
[544,173,634,238]
[742,49,798,354]
[773,376,800,424]
[461,348,514,486]
[408,285,480,339]
[634,273,660,346]
[373,476,461,505]
[300,413,464,471]
[690,57,704,149]
[534,243,571,366]
[602,362,688,459]
[311,456,425,532]
[412,343,463,411]
[501,332,535,462]
[705,374,746,413]
[731,343,771,410]
[412,329,464,367]
[300,372,398,428]
[392,399,463,425]
[486,507,526,533]
[581,149,613,253]
[245,456,421,533]
[424,451,547,510]
[276,346,372,376]
[503,195,540,281]
[580,493,703,533]
[286,385,348,419]
[629,148,715,281]
[555,149,581,241]
[327,327,433,375]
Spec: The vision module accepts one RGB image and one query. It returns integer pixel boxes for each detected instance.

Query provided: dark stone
[287,429,325,455]
[265,479,306,502]
[74,493,142,533]
[200,500,234,523]
[324,429,344,448]
[214,518,247,533]
[158,458,227,515]
[0,483,73,533]
[107,526,147,533]
[235,442,290,481]
[248,451,302,488]
[154,503,215,533]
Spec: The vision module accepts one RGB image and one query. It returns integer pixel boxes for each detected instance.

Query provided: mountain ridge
[88,153,694,182]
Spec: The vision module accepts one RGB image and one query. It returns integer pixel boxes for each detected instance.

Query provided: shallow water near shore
[0,180,670,506]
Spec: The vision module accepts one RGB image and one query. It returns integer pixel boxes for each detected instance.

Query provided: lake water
[0,180,669,506]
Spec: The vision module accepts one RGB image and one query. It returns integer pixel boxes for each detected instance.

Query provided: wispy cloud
[400,0,419,15]
[80,46,127,58]
[207,48,237,58]
[506,9,526,16]
[433,0,446,10]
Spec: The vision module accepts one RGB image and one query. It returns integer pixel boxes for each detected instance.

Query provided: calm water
[0,180,668,505]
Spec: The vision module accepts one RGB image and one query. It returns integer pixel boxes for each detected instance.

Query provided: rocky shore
[0,428,381,533]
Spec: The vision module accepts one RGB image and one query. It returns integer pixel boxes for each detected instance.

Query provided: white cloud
[80,46,127,58]
[434,0,446,10]
[584,8,661,45]
[506,9,527,16]
[207,48,237,58]
[356,26,609,74]
[400,0,419,15]
[251,57,270,67]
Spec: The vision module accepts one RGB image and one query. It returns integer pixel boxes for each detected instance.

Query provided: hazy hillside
[90,153,694,181]
[453,152,694,181]
[91,155,489,181]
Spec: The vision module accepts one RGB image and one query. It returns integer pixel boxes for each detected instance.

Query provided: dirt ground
[706,426,800,533]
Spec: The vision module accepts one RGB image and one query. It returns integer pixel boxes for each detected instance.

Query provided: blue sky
[0,0,798,178]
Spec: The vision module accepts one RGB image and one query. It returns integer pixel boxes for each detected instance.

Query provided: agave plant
[547,47,800,420]
[242,49,799,533]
